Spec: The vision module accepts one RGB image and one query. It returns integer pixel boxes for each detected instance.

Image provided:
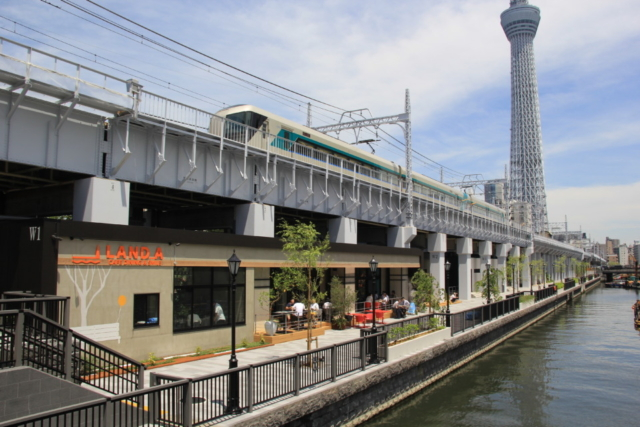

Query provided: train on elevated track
[212,104,507,226]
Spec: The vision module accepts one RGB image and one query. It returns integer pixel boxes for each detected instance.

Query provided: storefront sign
[72,245,164,266]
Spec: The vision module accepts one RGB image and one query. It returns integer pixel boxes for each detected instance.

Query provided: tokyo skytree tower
[501,0,548,234]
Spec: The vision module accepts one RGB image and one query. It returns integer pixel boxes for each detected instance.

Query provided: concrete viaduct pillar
[456,237,472,300]
[522,246,534,291]
[73,177,130,225]
[387,226,417,249]
[509,246,521,291]
[328,217,358,244]
[428,233,446,291]
[235,203,275,237]
[496,243,511,292]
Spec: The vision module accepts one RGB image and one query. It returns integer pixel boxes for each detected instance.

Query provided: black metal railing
[21,311,68,378]
[0,379,191,427]
[107,379,190,426]
[0,294,70,327]
[372,312,445,344]
[450,297,520,336]
[0,311,16,369]
[564,279,576,291]
[0,399,107,427]
[151,332,385,424]
[0,309,144,394]
[533,286,557,302]
[72,331,145,394]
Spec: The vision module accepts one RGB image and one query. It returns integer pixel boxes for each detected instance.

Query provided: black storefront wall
[0,219,59,295]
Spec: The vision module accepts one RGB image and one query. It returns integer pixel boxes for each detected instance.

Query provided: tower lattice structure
[501,0,548,234]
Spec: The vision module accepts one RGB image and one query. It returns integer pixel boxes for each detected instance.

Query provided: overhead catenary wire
[27,0,471,181]
[57,0,347,114]
[38,0,348,124]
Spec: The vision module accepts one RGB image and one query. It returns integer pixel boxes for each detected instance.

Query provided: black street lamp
[369,256,379,364]
[486,262,492,304]
[445,260,451,327]
[530,262,534,295]
[226,250,242,414]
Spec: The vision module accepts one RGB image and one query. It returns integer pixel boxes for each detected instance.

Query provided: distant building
[510,201,532,229]
[606,237,620,256]
[615,244,629,266]
[484,183,506,208]
[633,244,640,266]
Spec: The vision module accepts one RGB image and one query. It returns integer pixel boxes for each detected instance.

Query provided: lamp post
[530,262,534,295]
[370,256,378,332]
[445,260,451,327]
[226,250,242,415]
[486,263,492,305]
[369,256,379,364]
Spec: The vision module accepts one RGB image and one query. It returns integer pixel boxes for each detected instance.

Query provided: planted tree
[530,259,545,287]
[328,276,357,329]
[507,255,525,291]
[475,266,503,303]
[272,220,329,350]
[554,255,567,282]
[411,269,441,313]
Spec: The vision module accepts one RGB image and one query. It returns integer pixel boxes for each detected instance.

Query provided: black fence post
[331,345,337,382]
[360,338,367,371]
[64,328,73,380]
[183,379,193,427]
[294,354,301,396]
[103,399,114,427]
[247,365,254,413]
[14,311,24,367]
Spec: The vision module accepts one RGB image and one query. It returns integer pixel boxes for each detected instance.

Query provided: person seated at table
[381,293,389,308]
[293,300,306,328]
[393,298,407,318]
[450,292,459,303]
[285,298,295,321]
[309,299,321,325]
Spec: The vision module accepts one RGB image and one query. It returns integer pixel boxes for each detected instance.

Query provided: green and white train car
[210,104,506,225]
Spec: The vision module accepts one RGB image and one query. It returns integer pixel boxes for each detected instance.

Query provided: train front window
[227,111,268,130]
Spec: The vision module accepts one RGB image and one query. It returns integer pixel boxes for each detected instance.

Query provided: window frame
[133,293,160,328]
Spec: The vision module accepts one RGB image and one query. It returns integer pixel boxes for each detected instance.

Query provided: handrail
[0,34,539,245]
[0,308,144,394]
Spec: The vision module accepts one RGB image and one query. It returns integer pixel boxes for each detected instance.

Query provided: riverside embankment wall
[222,279,601,427]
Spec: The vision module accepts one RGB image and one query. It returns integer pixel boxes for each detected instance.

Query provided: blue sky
[2,0,639,245]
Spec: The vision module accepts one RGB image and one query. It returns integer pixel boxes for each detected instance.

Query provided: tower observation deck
[501,0,548,234]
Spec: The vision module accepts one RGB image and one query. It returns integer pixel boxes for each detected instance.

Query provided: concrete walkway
[143,292,504,387]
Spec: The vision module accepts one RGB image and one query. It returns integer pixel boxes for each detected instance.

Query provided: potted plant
[332,316,349,330]
[329,276,357,330]
[259,290,283,336]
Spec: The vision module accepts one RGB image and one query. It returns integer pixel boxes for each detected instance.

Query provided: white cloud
[2,0,639,242]
[547,182,640,244]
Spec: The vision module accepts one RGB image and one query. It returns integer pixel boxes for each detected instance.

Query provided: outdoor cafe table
[273,311,292,333]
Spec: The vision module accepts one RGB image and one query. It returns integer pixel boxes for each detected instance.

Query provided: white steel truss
[501,0,548,235]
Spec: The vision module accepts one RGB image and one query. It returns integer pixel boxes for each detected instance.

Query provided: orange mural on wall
[72,245,164,266]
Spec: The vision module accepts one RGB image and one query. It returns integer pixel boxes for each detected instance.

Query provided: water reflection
[364,286,640,427]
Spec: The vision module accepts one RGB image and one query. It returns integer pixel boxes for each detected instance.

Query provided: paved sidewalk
[143,293,502,386]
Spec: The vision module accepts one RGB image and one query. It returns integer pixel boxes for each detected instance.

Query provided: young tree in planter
[475,266,504,303]
[411,269,441,313]
[272,220,329,350]
[530,259,545,288]
[328,276,357,329]
[507,255,524,291]
[554,255,567,282]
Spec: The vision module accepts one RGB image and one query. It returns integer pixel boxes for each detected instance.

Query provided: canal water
[363,285,640,427]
